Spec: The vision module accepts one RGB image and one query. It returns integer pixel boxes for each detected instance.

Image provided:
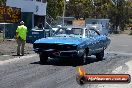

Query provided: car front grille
[33,43,77,51]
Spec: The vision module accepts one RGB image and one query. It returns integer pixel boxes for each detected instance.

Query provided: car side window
[88,29,99,37]
[73,28,83,35]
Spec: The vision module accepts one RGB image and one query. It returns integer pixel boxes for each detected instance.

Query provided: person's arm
[16,27,19,40]
[16,32,18,39]
[26,26,28,34]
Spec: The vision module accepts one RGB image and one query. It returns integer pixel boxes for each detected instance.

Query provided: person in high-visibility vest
[16,21,28,56]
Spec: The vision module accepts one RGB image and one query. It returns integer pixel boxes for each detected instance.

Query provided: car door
[88,29,103,54]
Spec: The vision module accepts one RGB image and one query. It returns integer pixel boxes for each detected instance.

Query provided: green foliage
[47,0,131,31]
[66,0,94,19]
[64,0,112,19]
[47,0,64,19]
[0,0,6,5]
[108,0,132,31]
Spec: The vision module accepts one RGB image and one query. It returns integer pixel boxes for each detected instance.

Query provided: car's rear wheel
[39,53,48,64]
[96,50,104,61]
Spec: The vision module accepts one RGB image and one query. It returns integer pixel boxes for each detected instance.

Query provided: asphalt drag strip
[91,58,132,88]
[0,52,132,88]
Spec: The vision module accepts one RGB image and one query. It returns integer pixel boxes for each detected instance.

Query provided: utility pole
[62,0,66,26]
[62,0,69,26]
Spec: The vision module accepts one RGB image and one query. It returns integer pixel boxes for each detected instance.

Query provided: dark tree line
[47,0,131,31]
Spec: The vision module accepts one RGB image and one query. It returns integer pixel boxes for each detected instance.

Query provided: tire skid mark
[24,67,76,88]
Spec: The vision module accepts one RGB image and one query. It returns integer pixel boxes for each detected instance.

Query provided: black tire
[39,53,48,64]
[96,50,104,61]
[80,50,87,64]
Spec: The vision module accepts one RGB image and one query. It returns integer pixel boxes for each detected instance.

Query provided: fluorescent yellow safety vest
[16,25,28,41]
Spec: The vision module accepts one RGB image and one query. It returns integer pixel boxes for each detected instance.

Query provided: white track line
[105,51,132,56]
[0,54,37,65]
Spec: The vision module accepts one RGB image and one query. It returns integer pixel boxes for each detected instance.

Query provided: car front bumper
[34,48,82,58]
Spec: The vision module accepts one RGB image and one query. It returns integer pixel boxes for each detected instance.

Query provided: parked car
[33,27,111,64]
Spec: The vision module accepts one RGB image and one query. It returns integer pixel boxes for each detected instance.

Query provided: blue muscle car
[33,27,110,64]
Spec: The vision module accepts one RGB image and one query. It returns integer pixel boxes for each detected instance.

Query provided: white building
[6,0,47,28]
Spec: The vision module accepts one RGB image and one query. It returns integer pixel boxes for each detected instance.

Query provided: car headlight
[77,49,84,54]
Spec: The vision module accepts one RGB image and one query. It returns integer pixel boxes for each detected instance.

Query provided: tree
[66,0,94,19]
[108,0,131,32]
[0,0,6,5]
[47,0,64,19]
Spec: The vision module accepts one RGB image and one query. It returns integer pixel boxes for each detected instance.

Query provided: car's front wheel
[96,50,104,61]
[80,50,87,64]
[39,53,48,64]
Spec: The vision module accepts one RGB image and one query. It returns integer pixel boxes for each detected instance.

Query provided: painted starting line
[0,51,132,65]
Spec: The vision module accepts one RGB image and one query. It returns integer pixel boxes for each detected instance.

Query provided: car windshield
[55,28,83,36]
